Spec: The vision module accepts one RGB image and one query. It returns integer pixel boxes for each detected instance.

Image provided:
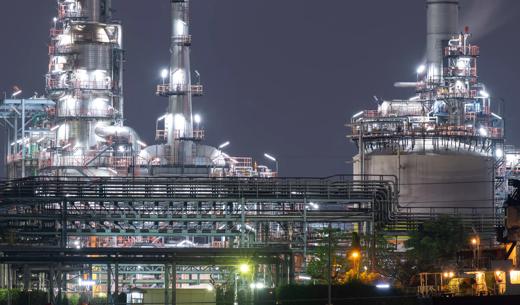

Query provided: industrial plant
[0,0,520,304]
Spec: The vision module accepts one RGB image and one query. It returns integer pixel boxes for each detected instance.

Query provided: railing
[445,45,480,57]
[48,44,75,55]
[172,35,192,45]
[57,108,114,118]
[58,4,86,19]
[49,28,63,37]
[47,79,113,91]
[156,84,204,96]
[193,129,204,140]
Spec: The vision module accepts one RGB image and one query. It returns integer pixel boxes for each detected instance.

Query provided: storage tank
[353,151,495,215]
[348,3,504,235]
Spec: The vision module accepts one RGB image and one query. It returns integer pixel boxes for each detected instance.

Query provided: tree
[405,215,466,271]
[306,228,346,284]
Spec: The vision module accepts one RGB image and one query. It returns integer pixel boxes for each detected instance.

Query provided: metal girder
[0,247,291,265]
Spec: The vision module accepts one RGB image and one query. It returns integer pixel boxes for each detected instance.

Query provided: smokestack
[426,0,459,81]
[167,0,194,164]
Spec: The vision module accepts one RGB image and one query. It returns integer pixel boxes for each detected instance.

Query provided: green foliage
[405,216,466,271]
[306,228,350,284]
[0,289,48,305]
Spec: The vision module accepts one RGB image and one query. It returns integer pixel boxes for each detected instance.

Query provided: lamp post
[263,153,278,175]
[471,236,480,269]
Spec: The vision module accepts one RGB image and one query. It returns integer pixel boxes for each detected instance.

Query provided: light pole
[471,236,480,269]
[263,153,278,175]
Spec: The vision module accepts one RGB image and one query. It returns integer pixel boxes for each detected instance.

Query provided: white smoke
[460,0,517,39]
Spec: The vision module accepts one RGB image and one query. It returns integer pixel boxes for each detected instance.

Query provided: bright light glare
[250,282,266,289]
[157,114,167,121]
[137,140,147,148]
[161,69,169,79]
[194,114,202,124]
[480,90,490,98]
[78,279,96,287]
[308,202,319,210]
[496,148,504,159]
[12,90,22,97]
[352,111,364,119]
[264,153,277,162]
[219,141,230,149]
[479,127,488,137]
[298,275,312,281]
[416,64,426,74]
[376,284,390,289]
[239,263,250,274]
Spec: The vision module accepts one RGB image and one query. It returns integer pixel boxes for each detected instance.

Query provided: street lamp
[471,236,480,269]
[264,153,279,174]
[350,250,361,279]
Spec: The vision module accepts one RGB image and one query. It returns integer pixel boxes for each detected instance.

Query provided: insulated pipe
[94,125,139,144]
[394,82,418,88]
[426,0,459,81]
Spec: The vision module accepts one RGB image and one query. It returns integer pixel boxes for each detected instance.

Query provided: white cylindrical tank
[354,151,495,217]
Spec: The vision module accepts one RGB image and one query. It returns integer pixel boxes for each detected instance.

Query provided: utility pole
[327,223,332,305]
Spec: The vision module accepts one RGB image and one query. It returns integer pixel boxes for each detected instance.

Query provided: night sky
[1,0,519,178]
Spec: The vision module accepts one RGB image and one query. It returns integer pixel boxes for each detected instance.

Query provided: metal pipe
[394,82,418,88]
[426,0,459,81]
[86,0,101,22]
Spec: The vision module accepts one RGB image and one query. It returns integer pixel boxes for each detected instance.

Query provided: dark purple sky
[1,0,519,177]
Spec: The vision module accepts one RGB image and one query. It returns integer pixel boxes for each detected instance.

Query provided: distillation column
[426,0,459,81]
[47,0,124,168]
[165,0,195,165]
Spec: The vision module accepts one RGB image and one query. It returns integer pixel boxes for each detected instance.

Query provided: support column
[61,201,68,248]
[164,263,170,305]
[49,266,55,305]
[241,198,246,247]
[114,262,119,303]
[171,263,177,305]
[7,265,12,305]
[56,264,62,305]
[107,264,111,305]
[23,264,29,291]
[21,99,25,177]
[303,198,308,271]
[289,254,295,285]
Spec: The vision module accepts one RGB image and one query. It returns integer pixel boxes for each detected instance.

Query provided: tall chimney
[426,0,459,81]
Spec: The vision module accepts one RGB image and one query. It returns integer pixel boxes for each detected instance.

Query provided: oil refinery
[1,0,520,304]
